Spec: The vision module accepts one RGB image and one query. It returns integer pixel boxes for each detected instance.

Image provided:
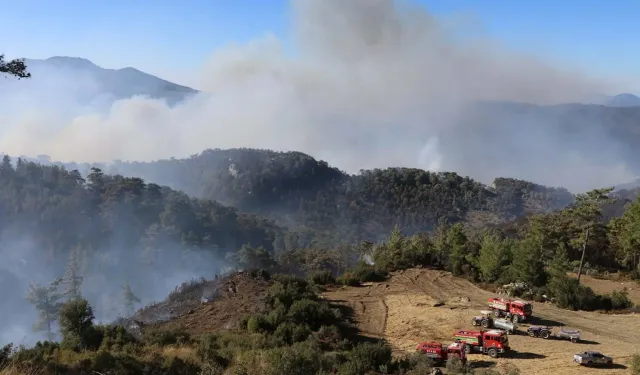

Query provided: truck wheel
[541,330,550,339]
[571,337,577,343]
[463,344,471,354]
[587,361,593,367]
[472,320,478,326]
[481,319,490,328]
[511,315,520,323]
[493,310,501,318]
[487,348,498,358]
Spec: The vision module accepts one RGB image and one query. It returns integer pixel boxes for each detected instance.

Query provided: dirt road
[323,268,639,375]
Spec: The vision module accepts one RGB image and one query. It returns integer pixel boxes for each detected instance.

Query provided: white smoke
[0,0,632,191]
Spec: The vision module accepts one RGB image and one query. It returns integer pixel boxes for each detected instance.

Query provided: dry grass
[0,365,44,375]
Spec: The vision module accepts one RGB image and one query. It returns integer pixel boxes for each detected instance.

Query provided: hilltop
[16,56,198,105]
[38,148,578,244]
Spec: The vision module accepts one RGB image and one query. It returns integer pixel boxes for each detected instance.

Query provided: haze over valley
[2,1,640,374]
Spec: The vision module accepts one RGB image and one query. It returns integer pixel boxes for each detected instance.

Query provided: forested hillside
[55,148,576,243]
[0,155,283,344]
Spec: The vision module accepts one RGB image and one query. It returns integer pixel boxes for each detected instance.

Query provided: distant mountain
[580,93,640,107]
[21,56,198,105]
[605,93,640,107]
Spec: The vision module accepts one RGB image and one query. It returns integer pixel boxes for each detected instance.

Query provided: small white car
[573,351,613,367]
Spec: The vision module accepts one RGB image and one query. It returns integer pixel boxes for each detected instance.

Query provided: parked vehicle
[487,297,533,323]
[416,342,467,365]
[453,329,510,358]
[556,328,581,343]
[527,325,552,339]
[471,310,517,334]
[527,326,581,343]
[573,351,613,367]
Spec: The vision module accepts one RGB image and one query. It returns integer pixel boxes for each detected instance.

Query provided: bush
[268,276,317,309]
[309,270,335,285]
[58,298,96,351]
[446,355,474,375]
[630,353,640,375]
[336,273,360,286]
[352,262,387,283]
[246,315,270,333]
[546,275,632,311]
[142,328,191,346]
[610,288,633,309]
[346,342,392,374]
[287,299,340,329]
[263,341,325,375]
[274,322,311,345]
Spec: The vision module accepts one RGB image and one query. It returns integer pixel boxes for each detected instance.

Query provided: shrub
[287,299,340,330]
[246,315,270,333]
[630,353,640,375]
[274,322,311,345]
[336,273,360,286]
[610,288,633,309]
[58,298,96,351]
[546,275,629,311]
[309,271,335,285]
[142,328,191,346]
[352,262,387,283]
[347,342,392,374]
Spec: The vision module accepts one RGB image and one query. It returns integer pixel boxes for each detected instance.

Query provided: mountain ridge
[21,56,198,105]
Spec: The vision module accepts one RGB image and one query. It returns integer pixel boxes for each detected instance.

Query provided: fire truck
[416,342,467,365]
[453,329,510,358]
[487,297,533,323]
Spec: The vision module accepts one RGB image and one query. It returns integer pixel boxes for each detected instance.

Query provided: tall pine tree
[26,278,65,340]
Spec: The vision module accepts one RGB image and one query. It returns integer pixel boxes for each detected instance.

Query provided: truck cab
[488,297,533,322]
[454,329,510,358]
[416,342,467,364]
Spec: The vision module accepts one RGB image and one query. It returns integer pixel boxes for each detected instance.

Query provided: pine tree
[26,278,65,340]
[122,282,141,317]
[64,245,85,299]
[549,243,571,278]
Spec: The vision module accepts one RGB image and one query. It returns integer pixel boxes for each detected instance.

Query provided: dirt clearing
[324,268,640,374]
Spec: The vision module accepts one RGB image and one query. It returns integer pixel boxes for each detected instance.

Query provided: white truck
[573,351,613,367]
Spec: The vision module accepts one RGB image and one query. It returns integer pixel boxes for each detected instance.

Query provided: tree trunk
[577,228,590,284]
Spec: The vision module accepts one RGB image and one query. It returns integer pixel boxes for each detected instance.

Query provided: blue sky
[2,0,639,90]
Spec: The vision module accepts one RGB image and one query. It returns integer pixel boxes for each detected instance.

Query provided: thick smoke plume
[0,0,631,192]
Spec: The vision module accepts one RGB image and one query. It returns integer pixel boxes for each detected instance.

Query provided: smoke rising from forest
[0,0,636,347]
[0,0,632,192]
[0,221,228,346]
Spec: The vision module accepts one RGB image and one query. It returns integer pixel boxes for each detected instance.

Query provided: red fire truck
[487,297,533,323]
[453,329,510,358]
[416,342,467,365]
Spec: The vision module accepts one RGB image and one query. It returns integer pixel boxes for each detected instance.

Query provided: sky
[2,0,640,91]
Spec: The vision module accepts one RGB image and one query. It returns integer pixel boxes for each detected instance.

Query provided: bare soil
[323,268,640,375]
[125,271,272,336]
